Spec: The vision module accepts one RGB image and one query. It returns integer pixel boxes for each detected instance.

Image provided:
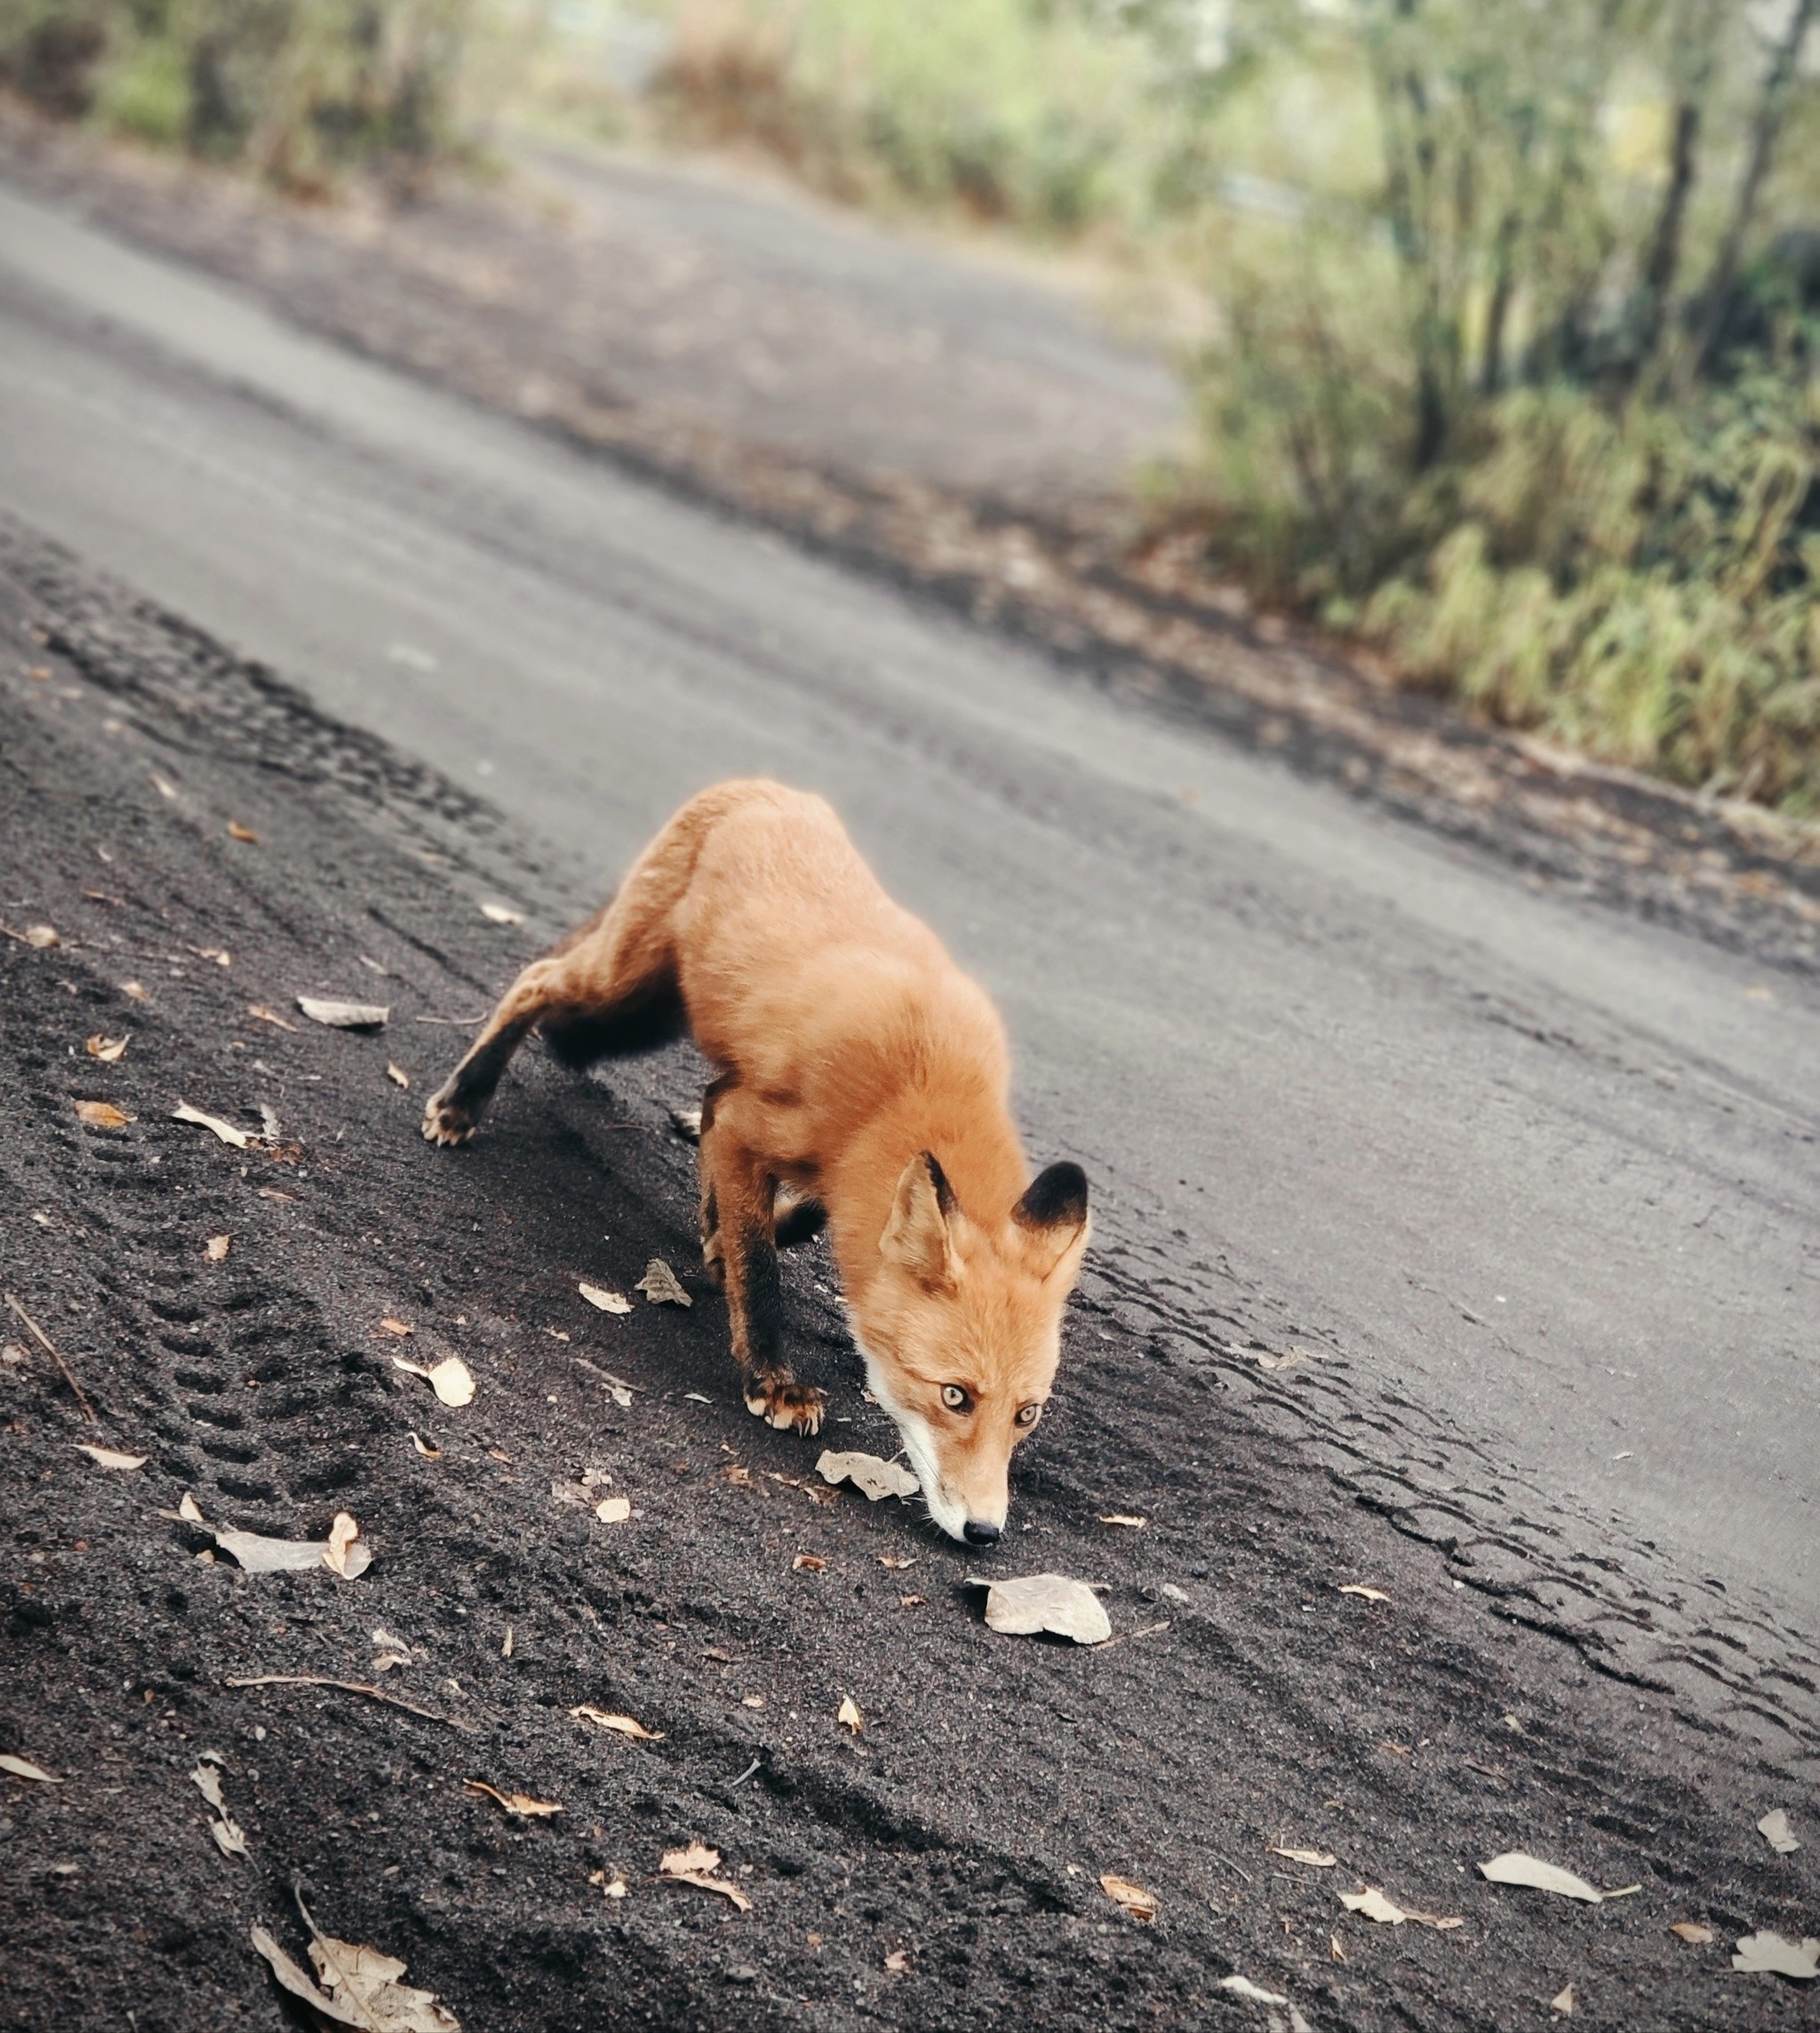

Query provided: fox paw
[744,1375,826,1437]
[422,1087,478,1147]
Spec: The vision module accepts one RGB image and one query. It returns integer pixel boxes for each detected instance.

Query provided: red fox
[424,780,1089,1545]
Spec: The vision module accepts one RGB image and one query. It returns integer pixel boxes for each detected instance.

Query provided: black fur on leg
[539,978,687,1068]
[773,1196,826,1250]
[741,1225,785,1370]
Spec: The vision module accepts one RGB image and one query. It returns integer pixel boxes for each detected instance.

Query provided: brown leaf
[322,1512,371,1580]
[837,1695,863,1733]
[376,1318,414,1338]
[172,1101,250,1147]
[571,1706,663,1741]
[974,1573,1111,1645]
[816,1449,919,1501]
[464,1779,563,1819]
[74,1443,147,1471]
[205,1234,231,1263]
[792,1553,826,1572]
[387,1064,411,1089]
[635,1258,691,1307]
[23,923,60,948]
[1100,1874,1159,1923]
[0,1754,60,1782]
[1670,1922,1715,1945]
[297,996,389,1031]
[251,1906,462,2031]
[246,1003,298,1032]
[120,981,148,1002]
[659,1842,752,1910]
[226,821,259,843]
[1097,1513,1147,1528]
[85,1033,129,1063]
[75,1100,132,1129]
[579,1282,632,1315]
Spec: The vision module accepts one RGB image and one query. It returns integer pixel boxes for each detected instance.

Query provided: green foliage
[650,0,1183,236]
[0,0,480,190]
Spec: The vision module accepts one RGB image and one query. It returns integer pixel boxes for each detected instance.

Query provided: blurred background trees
[2,0,1815,808]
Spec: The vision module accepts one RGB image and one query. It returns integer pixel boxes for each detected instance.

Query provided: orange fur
[425,781,1089,1542]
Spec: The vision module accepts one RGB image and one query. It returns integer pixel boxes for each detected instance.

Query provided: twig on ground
[225,1673,475,1733]
[729,1757,763,1789]
[411,1013,487,1026]
[1096,1620,1171,1652]
[4,1291,97,1422]
[1213,1853,1255,1885]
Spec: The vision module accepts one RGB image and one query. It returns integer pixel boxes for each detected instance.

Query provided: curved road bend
[0,185,1814,1664]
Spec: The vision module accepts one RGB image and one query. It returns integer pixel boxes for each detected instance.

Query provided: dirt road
[2,525,1813,2032]
[0,131,1816,2030]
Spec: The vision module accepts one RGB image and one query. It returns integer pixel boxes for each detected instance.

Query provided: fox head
[851,1151,1090,1546]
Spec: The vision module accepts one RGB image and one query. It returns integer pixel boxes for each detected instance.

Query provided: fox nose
[962,1519,1002,1548]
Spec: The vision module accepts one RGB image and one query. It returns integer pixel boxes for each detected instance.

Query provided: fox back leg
[423,825,698,1147]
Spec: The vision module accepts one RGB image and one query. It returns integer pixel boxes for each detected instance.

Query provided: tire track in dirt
[4,520,1815,2031]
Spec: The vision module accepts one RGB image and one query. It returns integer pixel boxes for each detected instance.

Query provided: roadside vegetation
[3,0,1816,813]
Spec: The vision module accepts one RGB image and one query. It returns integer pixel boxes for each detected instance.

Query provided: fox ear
[880,1152,958,1289]
[1012,1161,1090,1281]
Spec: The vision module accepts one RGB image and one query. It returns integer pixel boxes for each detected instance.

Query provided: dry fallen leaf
[377,1318,414,1338]
[1758,1808,1800,1855]
[190,1763,228,1813]
[1340,1886,1463,1930]
[879,1555,917,1571]
[479,903,524,925]
[838,1696,863,1733]
[408,1431,442,1460]
[635,1258,690,1308]
[1731,1932,1819,1980]
[85,1033,128,1063]
[172,1101,251,1148]
[659,1842,752,1911]
[590,1870,629,1899]
[1219,1976,1288,2005]
[120,980,148,1002]
[883,1949,910,1973]
[212,1816,250,1859]
[392,1355,476,1407]
[0,1755,60,1783]
[387,1063,411,1089]
[816,1449,919,1502]
[1479,1853,1603,1903]
[75,1100,132,1129]
[571,1707,663,1742]
[1271,1846,1338,1869]
[1100,1874,1159,1924]
[792,1553,826,1572]
[669,1105,702,1142]
[74,1443,147,1471]
[1338,1585,1391,1603]
[20,923,60,948]
[465,1779,563,1819]
[323,1512,371,1580]
[579,1282,633,1316]
[214,1528,331,1575]
[595,1496,632,1524]
[1098,1513,1147,1528]
[252,1907,461,2032]
[226,821,259,843]
[297,996,390,1031]
[973,1573,1111,1646]
[246,1003,297,1032]
[178,1491,205,1524]
[1670,1921,1715,1945]
[1551,1985,1575,2015]
[205,1234,230,1263]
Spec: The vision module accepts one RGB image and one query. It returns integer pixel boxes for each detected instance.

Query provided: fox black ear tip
[1014,1159,1089,1230]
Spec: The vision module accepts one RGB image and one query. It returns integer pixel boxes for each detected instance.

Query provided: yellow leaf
[75,1100,132,1128]
[464,1779,562,1818]
[1100,1874,1159,1923]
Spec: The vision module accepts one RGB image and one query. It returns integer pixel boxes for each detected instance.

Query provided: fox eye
[1015,1402,1042,1429]
[940,1383,971,1413]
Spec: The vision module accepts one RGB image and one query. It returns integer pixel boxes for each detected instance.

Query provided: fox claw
[421,1089,477,1146]
[744,1378,826,1437]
